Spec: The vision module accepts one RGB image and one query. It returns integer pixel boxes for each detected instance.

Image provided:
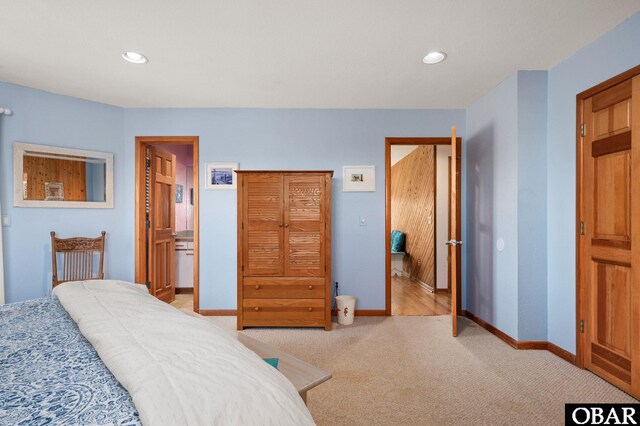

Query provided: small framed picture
[205,163,238,190]
[45,182,65,201]
[343,166,375,192]
[176,184,184,203]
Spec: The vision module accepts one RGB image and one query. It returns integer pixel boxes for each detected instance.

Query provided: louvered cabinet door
[284,175,326,277]
[243,174,284,276]
[238,170,333,330]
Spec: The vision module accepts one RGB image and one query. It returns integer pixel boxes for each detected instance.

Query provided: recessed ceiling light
[122,51,148,64]
[422,51,447,65]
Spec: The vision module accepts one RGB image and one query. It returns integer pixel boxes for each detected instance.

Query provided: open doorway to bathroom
[385,137,461,316]
[134,136,200,313]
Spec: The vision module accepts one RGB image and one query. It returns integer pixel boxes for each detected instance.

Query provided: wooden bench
[238,333,332,403]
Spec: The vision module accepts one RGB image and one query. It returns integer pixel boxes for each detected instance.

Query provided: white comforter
[53,280,314,426]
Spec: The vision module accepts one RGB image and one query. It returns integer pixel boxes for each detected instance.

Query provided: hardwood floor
[391,275,451,316]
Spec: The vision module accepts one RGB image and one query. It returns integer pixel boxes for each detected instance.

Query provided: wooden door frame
[135,136,200,312]
[575,65,640,368]
[385,137,462,316]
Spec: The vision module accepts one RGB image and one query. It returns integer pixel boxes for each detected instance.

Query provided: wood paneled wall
[391,145,436,288]
[23,156,87,201]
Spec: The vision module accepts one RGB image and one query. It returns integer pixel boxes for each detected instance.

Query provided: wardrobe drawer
[242,299,325,327]
[244,277,324,299]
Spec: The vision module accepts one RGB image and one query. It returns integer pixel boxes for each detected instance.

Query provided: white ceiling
[1,1,639,109]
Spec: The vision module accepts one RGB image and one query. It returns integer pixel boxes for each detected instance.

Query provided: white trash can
[335,295,356,325]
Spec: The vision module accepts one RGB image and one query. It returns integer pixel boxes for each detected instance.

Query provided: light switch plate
[1,215,10,227]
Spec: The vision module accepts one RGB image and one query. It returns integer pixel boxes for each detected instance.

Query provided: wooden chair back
[50,231,106,287]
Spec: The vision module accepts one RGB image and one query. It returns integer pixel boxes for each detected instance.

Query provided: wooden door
[581,76,640,396]
[148,146,176,303]
[283,175,326,277]
[450,126,461,337]
[243,173,284,276]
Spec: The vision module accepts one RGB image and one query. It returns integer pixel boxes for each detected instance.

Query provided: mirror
[14,142,113,208]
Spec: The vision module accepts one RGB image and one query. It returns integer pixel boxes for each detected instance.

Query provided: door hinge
[146,158,151,168]
[579,320,584,333]
[580,221,585,236]
[146,219,151,229]
[580,123,586,137]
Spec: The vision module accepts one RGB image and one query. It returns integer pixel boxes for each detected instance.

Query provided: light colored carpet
[181,306,637,425]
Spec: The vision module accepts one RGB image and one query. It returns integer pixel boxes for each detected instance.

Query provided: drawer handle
[254,307,260,311]
[308,307,313,312]
[255,285,260,289]
[308,285,313,290]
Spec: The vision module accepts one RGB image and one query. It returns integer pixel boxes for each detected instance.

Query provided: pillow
[391,230,406,253]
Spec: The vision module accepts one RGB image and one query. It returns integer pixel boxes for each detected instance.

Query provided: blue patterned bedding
[0,297,141,425]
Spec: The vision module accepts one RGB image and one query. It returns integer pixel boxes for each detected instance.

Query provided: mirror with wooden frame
[13,142,114,208]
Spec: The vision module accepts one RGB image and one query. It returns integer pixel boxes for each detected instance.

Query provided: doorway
[576,65,640,397]
[135,136,200,312]
[385,137,461,317]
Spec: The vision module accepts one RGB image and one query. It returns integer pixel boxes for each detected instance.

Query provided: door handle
[171,232,178,237]
[446,240,463,246]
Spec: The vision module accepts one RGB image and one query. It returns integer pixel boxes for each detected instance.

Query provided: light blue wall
[465,73,519,338]
[4,10,636,342]
[123,109,465,309]
[546,13,640,352]
[517,71,548,341]
[465,70,549,341]
[85,162,106,202]
[465,11,640,349]
[0,82,127,302]
[85,164,94,201]
[0,87,465,308]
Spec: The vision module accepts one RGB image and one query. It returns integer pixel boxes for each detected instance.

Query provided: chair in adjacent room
[50,231,106,287]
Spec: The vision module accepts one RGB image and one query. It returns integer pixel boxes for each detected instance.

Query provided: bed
[0,280,320,425]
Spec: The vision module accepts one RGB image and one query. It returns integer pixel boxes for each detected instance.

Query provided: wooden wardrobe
[236,170,333,330]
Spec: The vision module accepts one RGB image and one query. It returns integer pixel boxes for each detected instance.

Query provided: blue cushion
[391,230,406,253]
